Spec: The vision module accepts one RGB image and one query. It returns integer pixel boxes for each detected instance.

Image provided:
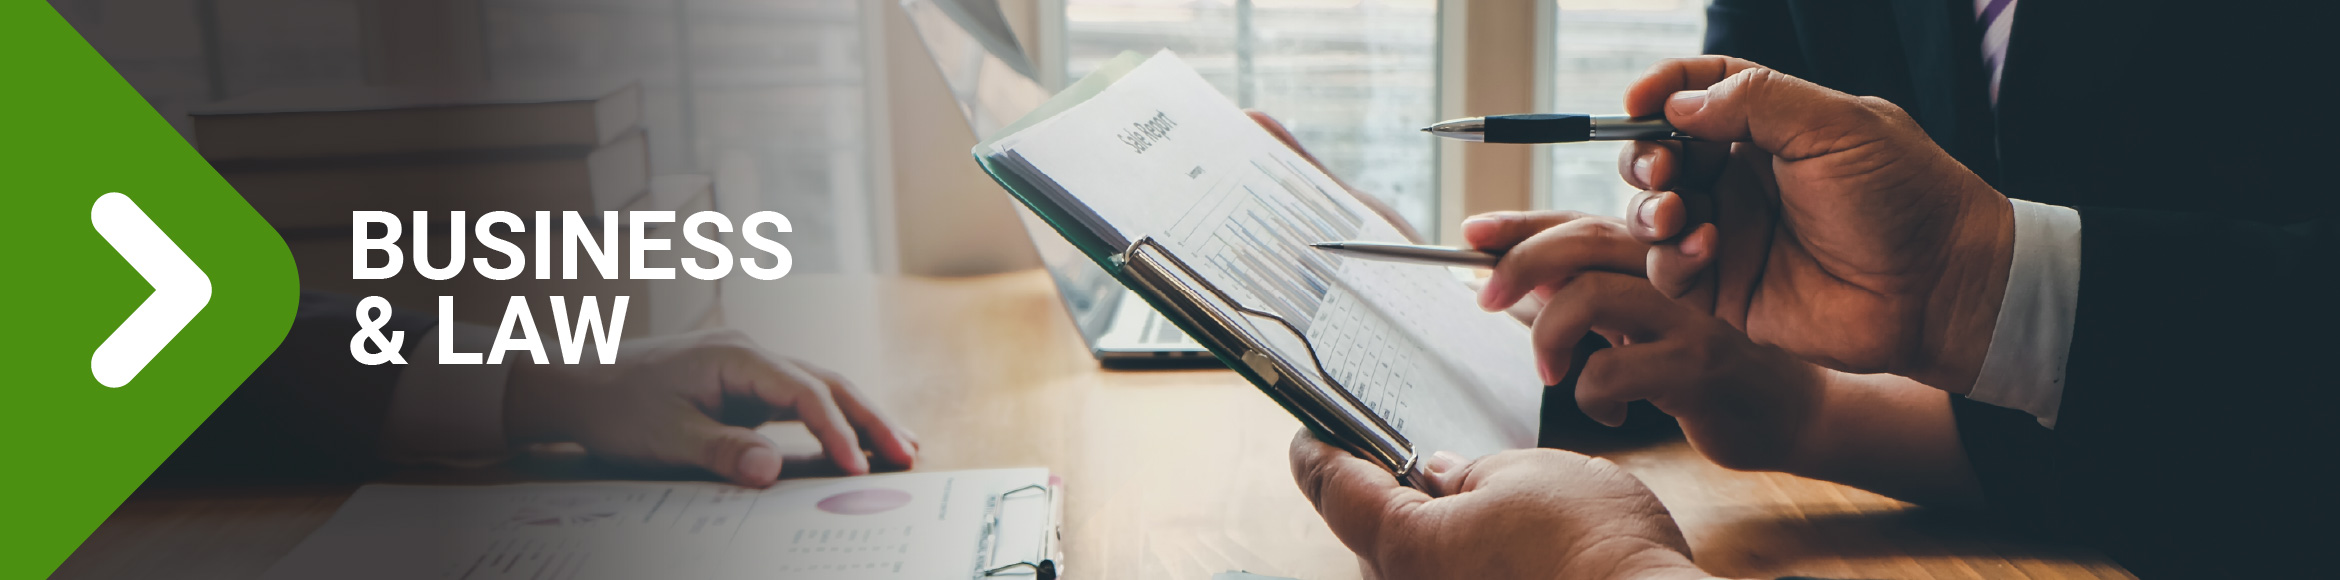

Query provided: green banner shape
[0,3,299,577]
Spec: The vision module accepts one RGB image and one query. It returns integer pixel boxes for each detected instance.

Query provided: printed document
[984,51,1542,459]
[260,468,1054,580]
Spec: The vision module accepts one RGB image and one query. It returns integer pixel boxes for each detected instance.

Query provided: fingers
[1289,429,1430,556]
[803,364,921,469]
[1572,343,1683,428]
[1630,57,1904,179]
[676,416,786,487]
[1625,190,1686,242]
[1252,109,1427,243]
[1460,210,1591,251]
[1618,132,1728,246]
[1645,222,1719,300]
[1248,110,1307,158]
[1527,273,1685,387]
[1418,450,1474,498]
[1624,56,1765,118]
[1462,277,1542,325]
[1618,141,1677,192]
[1472,217,1648,312]
[1249,109,1338,174]
[730,353,871,475]
[1661,67,1895,161]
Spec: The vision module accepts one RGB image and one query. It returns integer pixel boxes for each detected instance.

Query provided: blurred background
[54,0,1705,280]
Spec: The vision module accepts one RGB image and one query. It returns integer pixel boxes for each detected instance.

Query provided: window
[1063,0,1443,237]
[56,0,881,274]
[485,0,880,273]
[1545,0,1704,217]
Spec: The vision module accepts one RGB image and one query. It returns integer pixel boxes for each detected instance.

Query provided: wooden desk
[55,270,2132,580]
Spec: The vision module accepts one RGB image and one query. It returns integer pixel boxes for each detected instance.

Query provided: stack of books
[194,82,717,336]
[195,82,650,234]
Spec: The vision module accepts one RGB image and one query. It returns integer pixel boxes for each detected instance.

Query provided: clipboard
[970,52,1426,489]
[974,479,1065,579]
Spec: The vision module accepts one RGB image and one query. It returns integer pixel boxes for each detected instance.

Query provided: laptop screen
[900,0,1123,341]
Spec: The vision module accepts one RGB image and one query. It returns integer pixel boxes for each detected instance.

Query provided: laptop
[900,0,1210,364]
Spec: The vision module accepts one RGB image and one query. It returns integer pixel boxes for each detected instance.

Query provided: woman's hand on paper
[1289,431,1717,580]
[504,329,920,487]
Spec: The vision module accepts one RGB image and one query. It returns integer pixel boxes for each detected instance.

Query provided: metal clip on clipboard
[977,482,1064,579]
[1114,237,1424,488]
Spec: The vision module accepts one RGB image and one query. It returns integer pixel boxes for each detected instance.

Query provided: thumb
[671,417,785,487]
[1663,66,1899,162]
[1419,450,1472,497]
[1289,430,1429,555]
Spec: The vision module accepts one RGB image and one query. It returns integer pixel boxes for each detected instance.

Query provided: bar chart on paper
[1169,155,1370,334]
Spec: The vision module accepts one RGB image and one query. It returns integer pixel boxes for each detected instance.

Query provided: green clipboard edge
[971,51,1146,268]
[968,50,1260,384]
[968,52,1421,487]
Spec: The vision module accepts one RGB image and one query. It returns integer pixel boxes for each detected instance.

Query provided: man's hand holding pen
[1449,58,2031,460]
[1375,56,2030,396]
[1611,56,2017,393]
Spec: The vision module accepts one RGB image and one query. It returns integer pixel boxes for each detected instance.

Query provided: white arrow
[89,192,213,388]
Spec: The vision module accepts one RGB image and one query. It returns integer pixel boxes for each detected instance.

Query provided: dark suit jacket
[1705,0,2338,577]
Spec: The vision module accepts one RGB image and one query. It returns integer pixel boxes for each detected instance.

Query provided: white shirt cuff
[381,324,513,467]
[1968,198,2082,429]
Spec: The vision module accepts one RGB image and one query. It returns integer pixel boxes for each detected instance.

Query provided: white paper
[987,51,1542,459]
[259,468,1053,580]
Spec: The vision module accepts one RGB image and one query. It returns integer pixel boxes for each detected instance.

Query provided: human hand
[1607,56,2016,391]
[503,329,919,487]
[1461,211,1830,470]
[1289,431,1717,580]
[1460,210,1647,316]
[1456,210,1639,325]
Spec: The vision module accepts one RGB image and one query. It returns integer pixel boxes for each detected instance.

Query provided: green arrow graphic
[0,4,299,577]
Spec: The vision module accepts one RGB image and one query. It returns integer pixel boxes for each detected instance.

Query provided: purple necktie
[1976,0,2020,104]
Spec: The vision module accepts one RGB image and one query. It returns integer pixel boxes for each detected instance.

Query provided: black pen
[1423,114,1688,144]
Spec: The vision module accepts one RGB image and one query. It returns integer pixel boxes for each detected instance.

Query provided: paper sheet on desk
[985,51,1543,459]
[259,468,1053,580]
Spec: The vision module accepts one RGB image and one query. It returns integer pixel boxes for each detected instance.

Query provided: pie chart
[816,488,913,515]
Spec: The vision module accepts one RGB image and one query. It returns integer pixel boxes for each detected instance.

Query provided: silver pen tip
[1309,242,1341,249]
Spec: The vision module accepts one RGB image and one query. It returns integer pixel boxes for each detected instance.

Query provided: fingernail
[1538,359,1557,386]
[1632,155,1654,188]
[1634,195,1661,232]
[1681,227,1709,257]
[1460,215,1500,240]
[1476,276,1501,311]
[1426,450,1466,475]
[1667,90,1709,116]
